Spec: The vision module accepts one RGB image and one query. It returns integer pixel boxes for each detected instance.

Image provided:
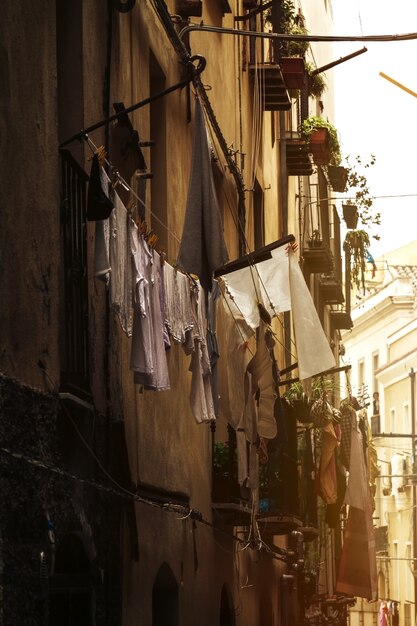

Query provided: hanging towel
[336,504,377,600]
[317,421,338,504]
[246,322,277,440]
[337,413,377,600]
[177,99,228,291]
[220,245,335,379]
[288,251,335,379]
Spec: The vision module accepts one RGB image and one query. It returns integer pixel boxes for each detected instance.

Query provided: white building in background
[341,240,417,626]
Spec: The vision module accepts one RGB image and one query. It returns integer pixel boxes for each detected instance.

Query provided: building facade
[0,1,361,625]
[342,243,417,626]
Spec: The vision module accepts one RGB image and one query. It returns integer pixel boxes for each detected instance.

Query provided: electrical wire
[0,443,291,563]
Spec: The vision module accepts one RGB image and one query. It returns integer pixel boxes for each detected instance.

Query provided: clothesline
[84,134,182,245]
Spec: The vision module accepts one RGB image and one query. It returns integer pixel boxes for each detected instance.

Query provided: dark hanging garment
[109,104,147,183]
[325,451,347,528]
[87,153,114,221]
[177,99,228,292]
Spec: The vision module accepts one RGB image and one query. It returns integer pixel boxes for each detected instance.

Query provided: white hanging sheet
[219,243,335,380]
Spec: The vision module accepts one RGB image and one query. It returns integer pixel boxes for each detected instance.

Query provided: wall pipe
[178,23,417,44]
[410,367,417,626]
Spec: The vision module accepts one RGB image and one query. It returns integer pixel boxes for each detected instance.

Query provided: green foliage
[345,154,381,235]
[344,229,371,293]
[213,442,232,478]
[299,116,342,166]
[282,23,310,57]
[266,0,310,57]
[283,377,337,404]
[305,62,327,98]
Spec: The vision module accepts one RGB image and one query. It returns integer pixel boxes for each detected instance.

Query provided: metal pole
[409,368,417,624]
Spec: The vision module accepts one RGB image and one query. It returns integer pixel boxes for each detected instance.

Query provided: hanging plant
[305,62,327,98]
[299,116,342,166]
[344,154,381,234]
[344,229,371,293]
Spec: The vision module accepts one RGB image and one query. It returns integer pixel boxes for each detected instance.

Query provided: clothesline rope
[84,134,182,246]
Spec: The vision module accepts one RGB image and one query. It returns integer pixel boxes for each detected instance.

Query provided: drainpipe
[344,241,351,317]
[410,367,417,624]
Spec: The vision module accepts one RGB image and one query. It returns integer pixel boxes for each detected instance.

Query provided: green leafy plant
[299,116,342,166]
[282,23,310,57]
[344,155,381,235]
[305,63,327,98]
[284,378,337,403]
[283,377,338,424]
[344,229,371,293]
[213,442,233,479]
[265,0,310,57]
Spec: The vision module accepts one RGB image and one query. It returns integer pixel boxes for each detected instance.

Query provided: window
[404,603,411,626]
[393,541,399,599]
[57,0,90,397]
[253,180,264,251]
[59,150,90,395]
[403,403,410,433]
[390,408,396,432]
[358,359,365,391]
[372,351,379,393]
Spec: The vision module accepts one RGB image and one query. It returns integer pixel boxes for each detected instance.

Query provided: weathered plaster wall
[0,0,60,390]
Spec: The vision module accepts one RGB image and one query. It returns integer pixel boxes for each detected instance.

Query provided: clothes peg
[146,231,158,249]
[96,146,107,166]
[126,199,135,213]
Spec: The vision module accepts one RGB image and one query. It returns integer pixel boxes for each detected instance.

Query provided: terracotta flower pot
[308,127,330,165]
[279,57,306,90]
[342,204,359,229]
[328,165,349,193]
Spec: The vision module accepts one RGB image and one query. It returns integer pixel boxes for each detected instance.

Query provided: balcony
[249,63,291,111]
[319,273,345,304]
[212,443,251,524]
[286,133,313,177]
[329,309,353,330]
[302,242,334,274]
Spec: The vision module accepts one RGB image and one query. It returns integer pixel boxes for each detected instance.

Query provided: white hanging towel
[288,250,335,379]
[220,242,335,379]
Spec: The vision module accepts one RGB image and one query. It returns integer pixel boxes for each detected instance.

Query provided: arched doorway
[152,562,179,626]
[220,583,235,626]
[49,533,91,626]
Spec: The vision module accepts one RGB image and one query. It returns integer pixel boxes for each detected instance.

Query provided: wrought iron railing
[59,149,90,395]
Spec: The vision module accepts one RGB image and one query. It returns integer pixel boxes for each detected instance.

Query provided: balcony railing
[59,149,90,396]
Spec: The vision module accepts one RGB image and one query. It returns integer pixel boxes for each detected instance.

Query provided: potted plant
[283,382,312,423]
[327,165,349,193]
[299,116,341,166]
[344,155,381,231]
[280,56,306,90]
[307,229,323,248]
[344,229,371,293]
[342,203,359,228]
[283,377,337,424]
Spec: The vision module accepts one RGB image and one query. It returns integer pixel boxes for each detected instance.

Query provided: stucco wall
[0,0,60,390]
